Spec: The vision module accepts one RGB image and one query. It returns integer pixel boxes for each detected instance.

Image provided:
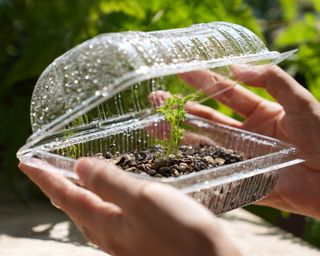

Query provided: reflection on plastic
[17,22,301,214]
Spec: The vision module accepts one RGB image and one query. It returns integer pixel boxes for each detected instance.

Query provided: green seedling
[157,94,196,159]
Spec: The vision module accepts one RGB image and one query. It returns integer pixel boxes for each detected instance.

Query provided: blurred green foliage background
[1,0,320,247]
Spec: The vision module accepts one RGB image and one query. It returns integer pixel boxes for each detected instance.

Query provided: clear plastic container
[17,22,303,214]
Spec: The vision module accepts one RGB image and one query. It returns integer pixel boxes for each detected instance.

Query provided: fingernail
[76,158,93,181]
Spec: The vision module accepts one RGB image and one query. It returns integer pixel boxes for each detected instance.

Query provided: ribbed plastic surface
[31,22,267,131]
[25,22,293,150]
[17,22,302,214]
[19,114,302,213]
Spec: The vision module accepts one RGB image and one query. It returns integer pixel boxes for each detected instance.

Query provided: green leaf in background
[310,0,320,12]
[273,5,320,101]
[280,0,298,21]
[0,0,262,200]
[99,0,145,19]
[246,0,320,247]
[304,218,320,246]
[1,0,320,248]
[274,13,318,48]
[297,44,320,100]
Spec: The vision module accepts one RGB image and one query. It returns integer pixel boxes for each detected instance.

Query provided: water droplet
[29,22,272,141]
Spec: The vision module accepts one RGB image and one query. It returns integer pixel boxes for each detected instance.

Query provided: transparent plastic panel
[17,22,303,214]
[25,62,276,150]
[26,22,294,150]
[24,111,302,185]
[19,115,303,214]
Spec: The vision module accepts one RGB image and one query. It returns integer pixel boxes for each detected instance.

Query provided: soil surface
[96,144,243,178]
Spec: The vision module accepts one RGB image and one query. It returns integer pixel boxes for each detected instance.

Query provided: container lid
[20,22,295,153]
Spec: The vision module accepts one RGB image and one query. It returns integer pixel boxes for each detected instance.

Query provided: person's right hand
[177,65,320,218]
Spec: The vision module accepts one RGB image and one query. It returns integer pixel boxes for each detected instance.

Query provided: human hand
[19,159,242,256]
[178,65,320,218]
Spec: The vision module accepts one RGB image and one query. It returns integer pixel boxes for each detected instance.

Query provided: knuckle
[53,184,76,207]
[139,182,157,200]
[97,206,123,224]
[138,182,168,202]
[86,162,109,190]
[267,65,280,76]
[209,72,220,84]
[200,108,213,120]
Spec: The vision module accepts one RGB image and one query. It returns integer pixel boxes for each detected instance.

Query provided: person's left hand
[19,158,241,256]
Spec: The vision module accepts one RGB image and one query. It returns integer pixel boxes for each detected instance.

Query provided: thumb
[75,158,146,210]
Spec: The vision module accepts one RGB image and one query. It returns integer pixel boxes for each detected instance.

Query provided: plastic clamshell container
[17,22,303,214]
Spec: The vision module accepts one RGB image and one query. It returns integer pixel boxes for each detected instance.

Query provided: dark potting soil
[95,144,244,178]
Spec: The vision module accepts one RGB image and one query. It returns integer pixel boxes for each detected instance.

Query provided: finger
[181,131,216,146]
[185,101,242,127]
[232,65,320,114]
[148,90,241,127]
[19,160,127,254]
[75,158,147,211]
[19,160,120,224]
[145,120,171,142]
[148,90,172,108]
[179,70,266,117]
